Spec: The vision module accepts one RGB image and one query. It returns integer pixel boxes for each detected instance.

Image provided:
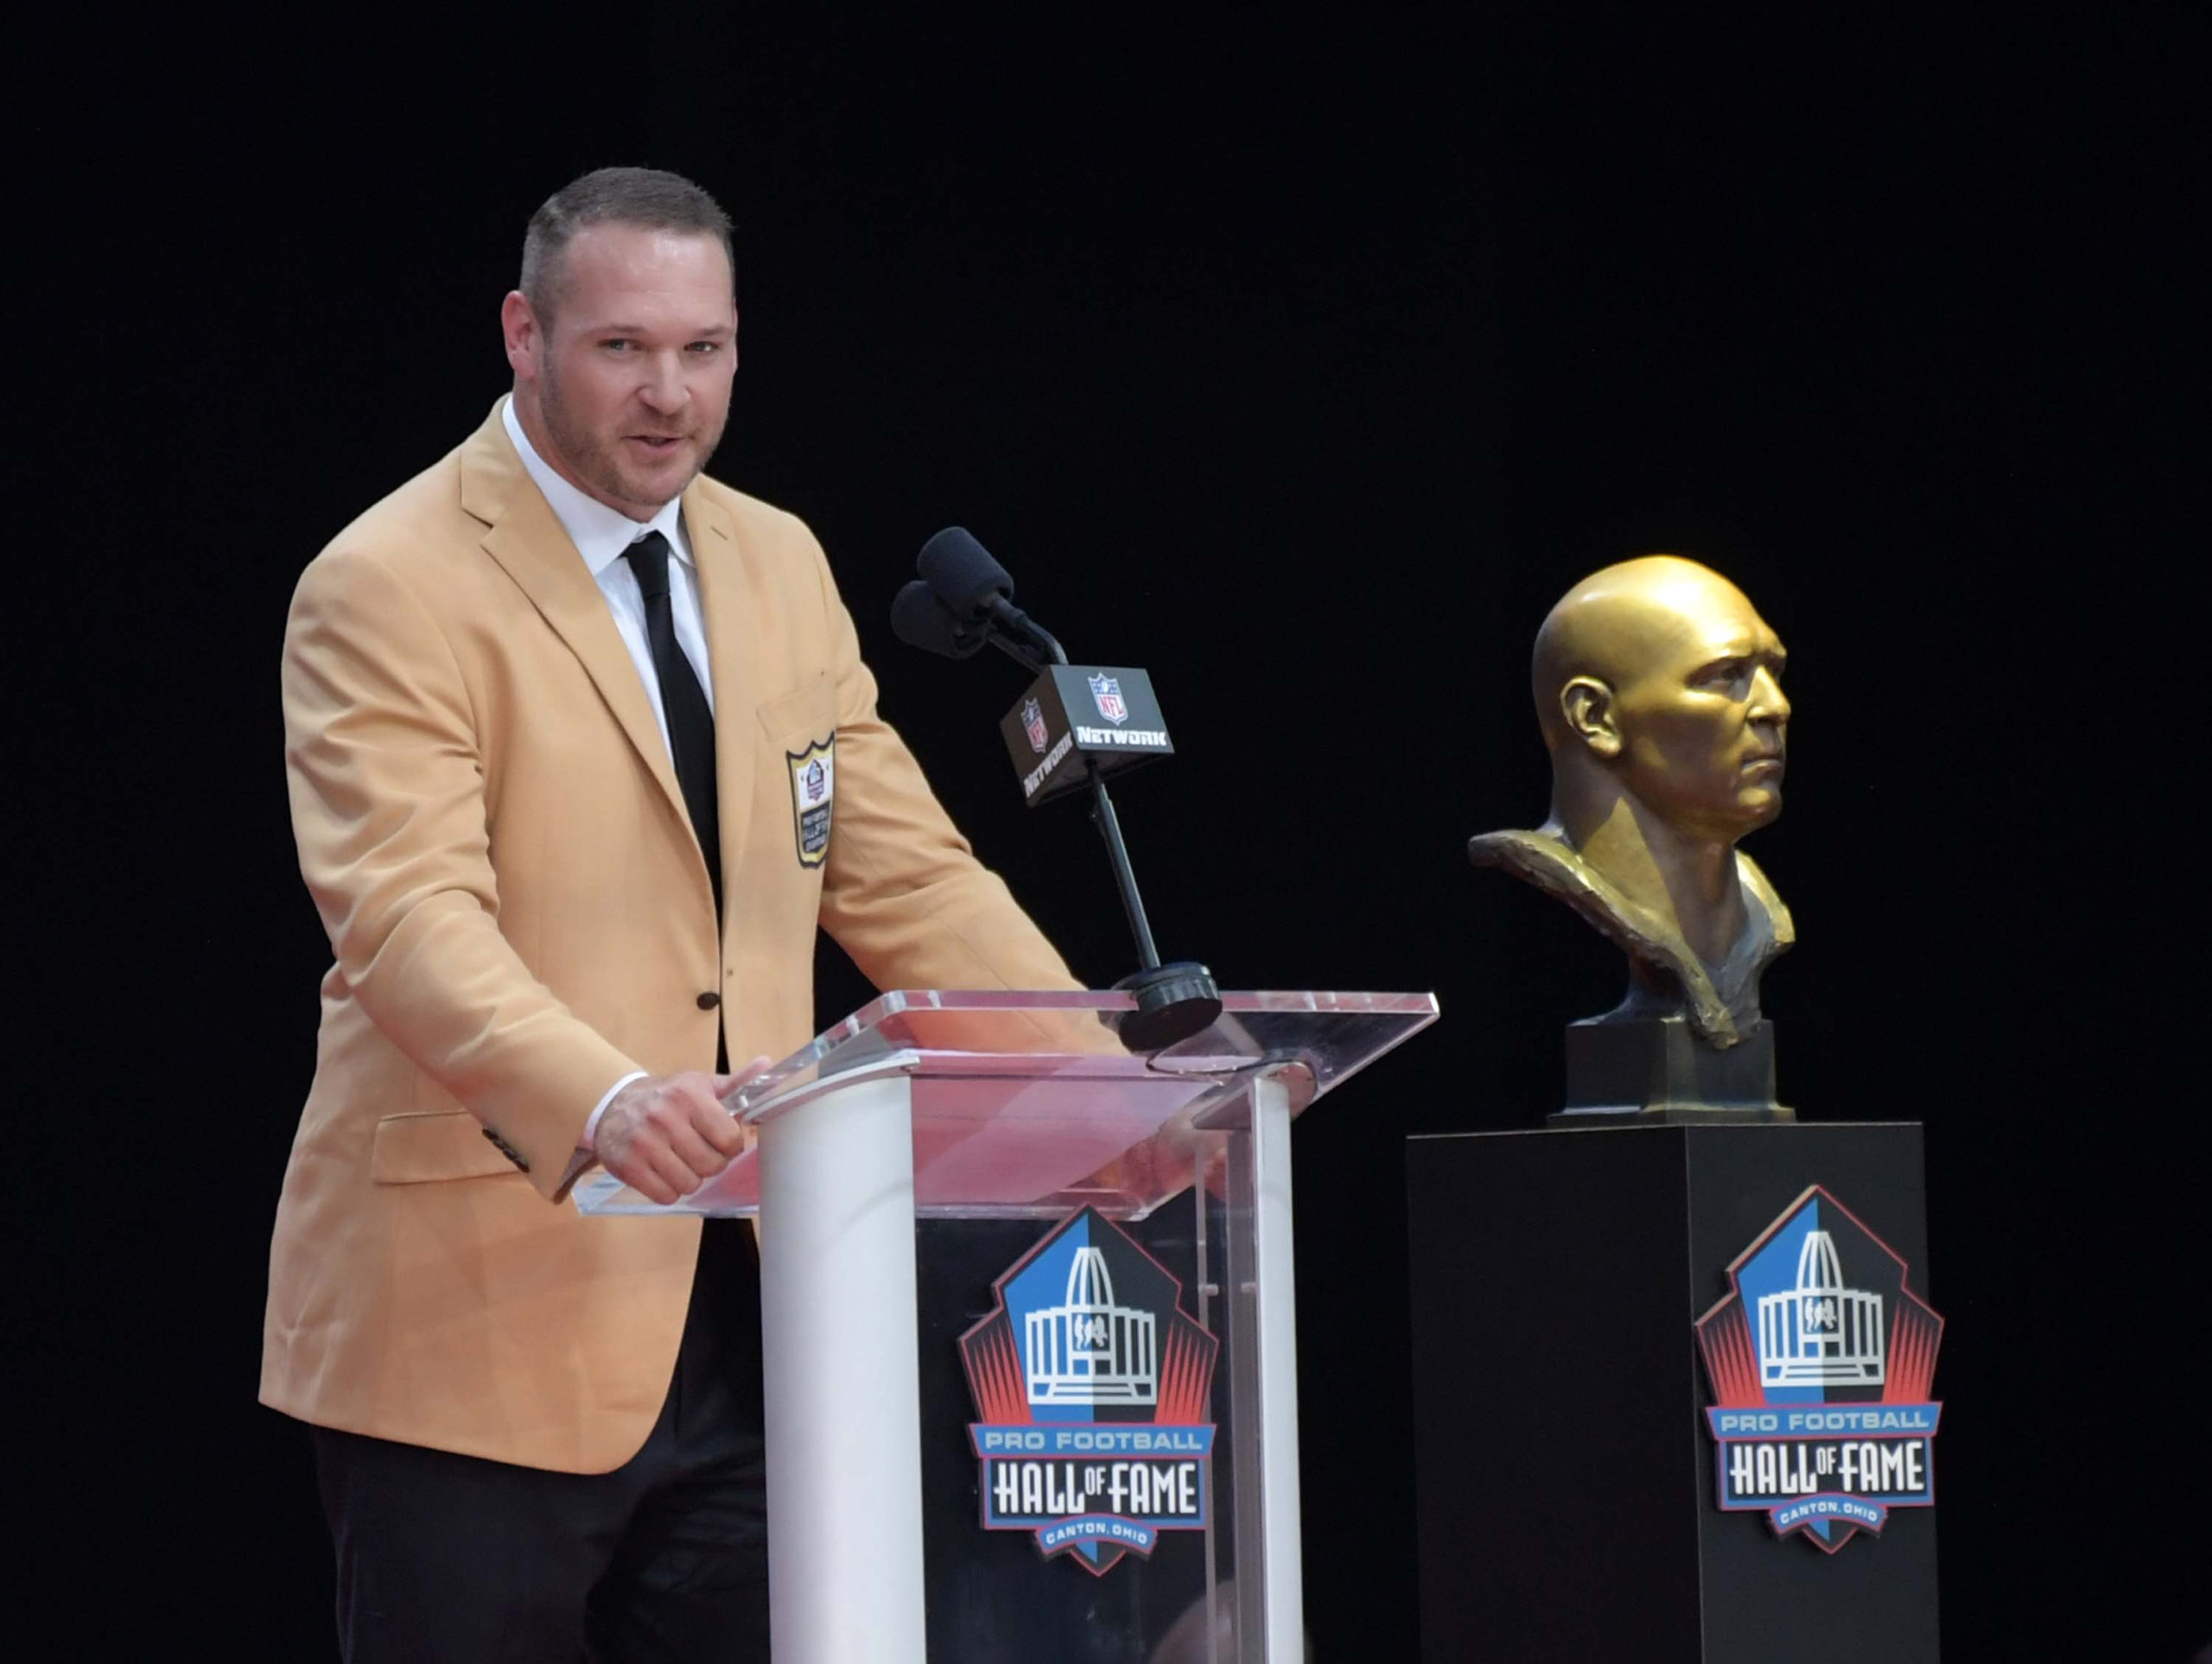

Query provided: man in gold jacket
[264,167,1077,1662]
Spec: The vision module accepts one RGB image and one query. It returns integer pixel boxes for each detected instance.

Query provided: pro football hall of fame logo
[1695,1185,1946,1553]
[960,1207,1219,1576]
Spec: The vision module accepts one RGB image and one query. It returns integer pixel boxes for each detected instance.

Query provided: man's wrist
[582,1070,649,1153]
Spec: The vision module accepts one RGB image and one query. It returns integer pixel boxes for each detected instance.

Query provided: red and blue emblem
[1022,696,1050,753]
[1695,1185,1944,1553]
[960,1208,1217,1575]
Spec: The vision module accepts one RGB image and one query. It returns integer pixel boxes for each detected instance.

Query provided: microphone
[892,526,1221,1052]
[917,527,1065,664]
[889,580,987,659]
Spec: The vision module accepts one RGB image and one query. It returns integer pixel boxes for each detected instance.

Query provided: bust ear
[1560,676,1622,759]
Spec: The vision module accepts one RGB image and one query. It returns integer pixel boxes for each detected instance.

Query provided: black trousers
[314,1221,770,1663]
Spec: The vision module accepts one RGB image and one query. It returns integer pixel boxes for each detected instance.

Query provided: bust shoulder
[1467,828,1789,1045]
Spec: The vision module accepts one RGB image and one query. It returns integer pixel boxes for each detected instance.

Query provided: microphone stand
[982,612,1222,1051]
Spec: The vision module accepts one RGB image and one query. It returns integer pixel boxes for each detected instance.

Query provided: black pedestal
[1407,1123,1940,1664]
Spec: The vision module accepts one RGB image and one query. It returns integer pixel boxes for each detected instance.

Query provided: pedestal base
[1554,1014,1792,1125]
[1407,1123,1939,1664]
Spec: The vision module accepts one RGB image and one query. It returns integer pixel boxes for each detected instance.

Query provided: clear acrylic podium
[575,989,1436,1663]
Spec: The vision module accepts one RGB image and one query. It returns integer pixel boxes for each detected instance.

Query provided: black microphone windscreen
[890,580,986,658]
[917,527,1014,619]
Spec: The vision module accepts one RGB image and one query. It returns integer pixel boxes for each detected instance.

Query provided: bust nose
[1748,665,1789,726]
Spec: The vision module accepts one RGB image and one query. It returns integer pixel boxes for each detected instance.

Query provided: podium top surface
[574,988,1437,1220]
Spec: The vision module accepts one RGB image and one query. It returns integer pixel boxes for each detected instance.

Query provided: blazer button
[696,991,721,1010]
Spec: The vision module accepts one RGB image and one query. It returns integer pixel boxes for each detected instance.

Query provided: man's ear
[500,290,541,382]
[1560,676,1622,759]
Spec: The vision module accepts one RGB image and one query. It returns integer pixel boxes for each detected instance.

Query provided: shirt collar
[501,395,690,578]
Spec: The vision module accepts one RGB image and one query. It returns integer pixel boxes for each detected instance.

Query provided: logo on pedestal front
[960,1207,1218,1576]
[1696,1186,1945,1553]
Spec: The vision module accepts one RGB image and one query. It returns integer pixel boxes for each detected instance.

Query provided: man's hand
[593,1057,773,1204]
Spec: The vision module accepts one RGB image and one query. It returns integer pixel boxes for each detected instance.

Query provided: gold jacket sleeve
[283,544,639,1198]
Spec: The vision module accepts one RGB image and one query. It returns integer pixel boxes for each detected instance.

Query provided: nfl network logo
[1088,674,1128,725]
[961,1208,1217,1575]
[1696,1186,1945,1553]
[1022,697,1050,753]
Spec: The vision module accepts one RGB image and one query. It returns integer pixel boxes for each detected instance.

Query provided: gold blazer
[263,406,1077,1472]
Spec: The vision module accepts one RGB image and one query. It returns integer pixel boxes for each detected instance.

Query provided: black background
[19,6,2205,1658]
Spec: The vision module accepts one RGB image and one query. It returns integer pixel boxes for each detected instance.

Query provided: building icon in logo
[1026,1247,1158,1406]
[1757,1229,1886,1387]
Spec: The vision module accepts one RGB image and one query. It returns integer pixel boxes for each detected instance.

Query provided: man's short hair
[520,167,734,322]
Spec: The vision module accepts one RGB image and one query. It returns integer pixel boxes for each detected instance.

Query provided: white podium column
[1228,1070,1307,1661]
[1250,1071,1307,1660]
[757,1072,926,1663]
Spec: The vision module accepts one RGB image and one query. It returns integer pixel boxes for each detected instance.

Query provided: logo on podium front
[1696,1186,1945,1553]
[960,1207,1218,1576]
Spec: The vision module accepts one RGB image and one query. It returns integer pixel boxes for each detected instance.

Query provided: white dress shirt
[500,396,715,1153]
[501,396,715,740]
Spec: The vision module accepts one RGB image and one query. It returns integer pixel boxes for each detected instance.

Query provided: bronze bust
[1471,555,1793,1052]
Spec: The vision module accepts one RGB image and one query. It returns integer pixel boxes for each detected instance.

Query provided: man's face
[1608,589,1790,843]
[504,225,737,517]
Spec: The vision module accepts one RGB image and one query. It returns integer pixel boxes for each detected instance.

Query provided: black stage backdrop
[18,8,2204,1658]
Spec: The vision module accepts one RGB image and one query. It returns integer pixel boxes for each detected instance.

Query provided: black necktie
[624,530,722,916]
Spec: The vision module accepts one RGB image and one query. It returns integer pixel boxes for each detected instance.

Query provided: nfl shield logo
[1022,697,1050,753]
[1088,674,1128,725]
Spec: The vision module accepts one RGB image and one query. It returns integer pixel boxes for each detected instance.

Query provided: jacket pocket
[755,677,836,747]
[369,1111,521,1184]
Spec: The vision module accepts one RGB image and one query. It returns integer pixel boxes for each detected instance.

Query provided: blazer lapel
[459,410,696,859]
[683,482,760,895]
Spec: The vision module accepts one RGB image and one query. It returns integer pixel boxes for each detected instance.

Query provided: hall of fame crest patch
[786,739,835,867]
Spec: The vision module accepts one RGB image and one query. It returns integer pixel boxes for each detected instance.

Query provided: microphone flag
[1000,665,1175,807]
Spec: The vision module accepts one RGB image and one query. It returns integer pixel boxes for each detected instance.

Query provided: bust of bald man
[1470,555,1793,1048]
